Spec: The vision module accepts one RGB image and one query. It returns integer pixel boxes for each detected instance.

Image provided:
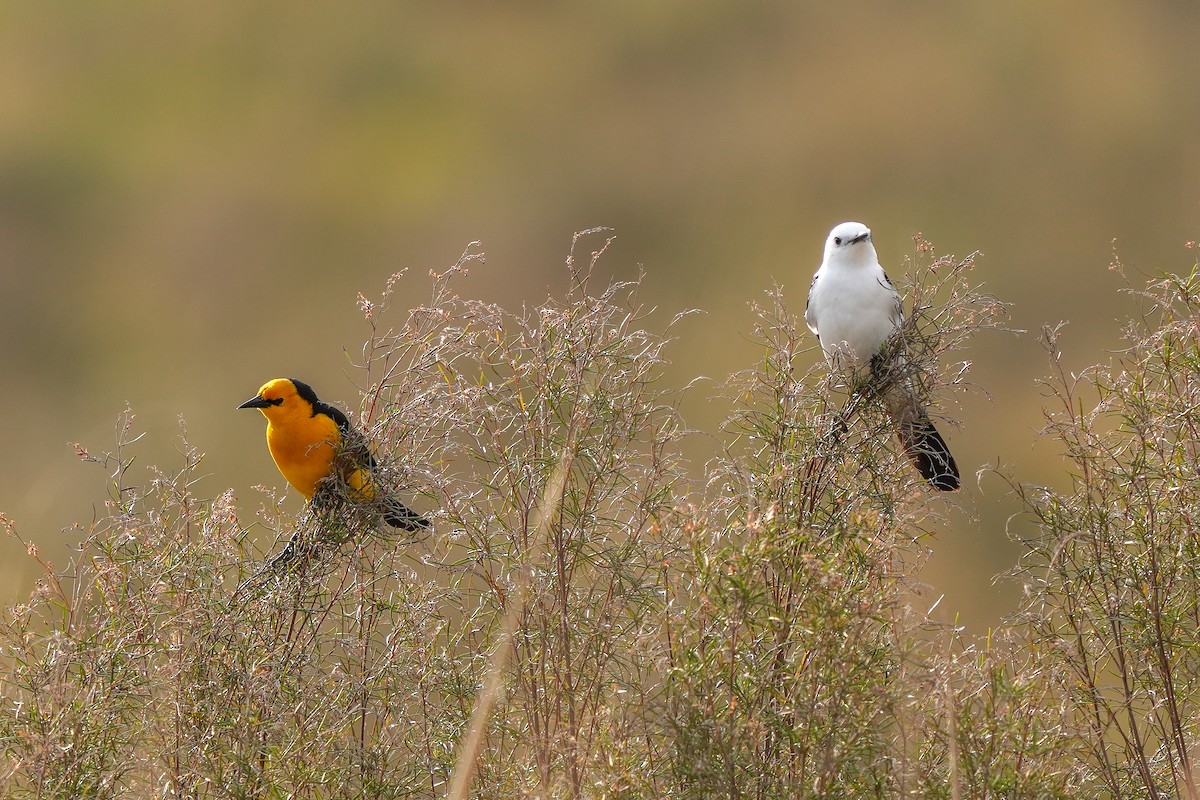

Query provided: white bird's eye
[833,237,842,245]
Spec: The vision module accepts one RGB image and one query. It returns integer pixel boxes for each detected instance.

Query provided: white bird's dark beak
[850,231,870,244]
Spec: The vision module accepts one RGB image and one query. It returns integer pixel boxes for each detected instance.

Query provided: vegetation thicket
[1,232,1197,799]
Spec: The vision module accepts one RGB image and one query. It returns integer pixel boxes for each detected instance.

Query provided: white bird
[805,221,960,491]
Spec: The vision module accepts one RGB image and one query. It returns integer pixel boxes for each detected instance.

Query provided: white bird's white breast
[807,263,901,367]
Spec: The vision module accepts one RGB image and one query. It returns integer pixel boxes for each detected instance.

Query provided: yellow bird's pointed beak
[238,394,273,410]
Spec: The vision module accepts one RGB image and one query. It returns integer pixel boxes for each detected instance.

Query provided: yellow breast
[264,413,341,500]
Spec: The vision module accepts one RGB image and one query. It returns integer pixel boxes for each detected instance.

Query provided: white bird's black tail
[879,377,960,491]
[894,411,960,491]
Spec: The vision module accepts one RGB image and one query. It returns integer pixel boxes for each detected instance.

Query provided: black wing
[314,398,351,434]
[293,378,430,530]
[315,399,377,469]
[289,378,376,468]
[316,401,430,531]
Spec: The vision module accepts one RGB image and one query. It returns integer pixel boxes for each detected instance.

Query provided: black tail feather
[385,499,432,532]
[313,481,432,533]
[898,414,960,491]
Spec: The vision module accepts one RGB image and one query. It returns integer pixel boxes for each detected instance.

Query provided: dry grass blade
[445,413,580,800]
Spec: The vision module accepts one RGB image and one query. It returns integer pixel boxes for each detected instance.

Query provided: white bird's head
[822,221,876,266]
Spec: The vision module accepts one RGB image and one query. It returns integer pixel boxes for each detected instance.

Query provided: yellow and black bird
[238,378,430,531]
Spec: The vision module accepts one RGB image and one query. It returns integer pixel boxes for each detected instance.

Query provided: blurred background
[1,3,1197,631]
